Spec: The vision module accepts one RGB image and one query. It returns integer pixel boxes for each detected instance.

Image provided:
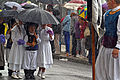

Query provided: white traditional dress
[8,25,25,71]
[95,6,120,80]
[37,26,54,68]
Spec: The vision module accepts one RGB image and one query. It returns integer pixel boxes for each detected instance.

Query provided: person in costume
[0,17,5,76]
[37,24,54,79]
[8,20,25,79]
[6,19,16,76]
[95,0,120,80]
[22,23,41,79]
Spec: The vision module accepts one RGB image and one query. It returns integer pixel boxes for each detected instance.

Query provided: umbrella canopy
[37,0,60,4]
[69,0,87,4]
[22,3,38,9]
[21,1,32,6]
[16,8,59,25]
[0,9,18,18]
[64,0,87,10]
[78,6,87,19]
[64,3,86,10]
[21,1,38,9]
[4,2,22,10]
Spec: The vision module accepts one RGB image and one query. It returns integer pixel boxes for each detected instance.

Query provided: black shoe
[30,70,35,79]
[0,73,2,76]
[8,69,12,76]
[30,75,35,79]
[24,70,31,79]
[25,73,31,79]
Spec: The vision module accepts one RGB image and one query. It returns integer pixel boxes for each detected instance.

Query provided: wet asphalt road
[0,59,92,80]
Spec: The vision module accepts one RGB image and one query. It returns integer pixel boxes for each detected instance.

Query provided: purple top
[75,21,80,39]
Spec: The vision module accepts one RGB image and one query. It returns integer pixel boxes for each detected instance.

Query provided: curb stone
[53,53,91,65]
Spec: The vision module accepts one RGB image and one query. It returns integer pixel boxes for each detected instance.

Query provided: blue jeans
[63,31,70,54]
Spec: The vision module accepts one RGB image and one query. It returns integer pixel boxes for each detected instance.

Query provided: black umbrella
[22,3,38,9]
[16,8,59,25]
[37,0,60,4]
[0,10,18,18]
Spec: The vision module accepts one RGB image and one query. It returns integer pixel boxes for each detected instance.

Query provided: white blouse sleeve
[24,35,29,47]
[11,27,19,42]
[115,15,120,49]
[36,34,41,43]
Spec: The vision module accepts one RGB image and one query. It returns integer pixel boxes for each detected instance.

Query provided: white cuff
[115,44,120,49]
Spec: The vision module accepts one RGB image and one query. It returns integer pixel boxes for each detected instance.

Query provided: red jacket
[80,22,88,39]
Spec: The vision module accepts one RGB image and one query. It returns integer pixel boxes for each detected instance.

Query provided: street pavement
[0,59,92,80]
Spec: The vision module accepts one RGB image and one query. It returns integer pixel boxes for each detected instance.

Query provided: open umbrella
[36,0,60,4]
[78,6,87,19]
[4,2,22,10]
[22,3,38,9]
[64,0,87,10]
[0,9,18,18]
[69,0,87,4]
[16,8,59,25]
[64,3,86,10]
[21,1,38,9]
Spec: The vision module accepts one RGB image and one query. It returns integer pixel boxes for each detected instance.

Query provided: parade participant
[95,0,120,80]
[6,19,16,76]
[8,20,25,79]
[37,24,54,79]
[0,17,5,76]
[22,23,41,79]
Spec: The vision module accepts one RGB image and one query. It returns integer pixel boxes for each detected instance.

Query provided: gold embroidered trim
[109,9,120,15]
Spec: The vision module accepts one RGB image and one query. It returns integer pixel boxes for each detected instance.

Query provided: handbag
[84,27,90,37]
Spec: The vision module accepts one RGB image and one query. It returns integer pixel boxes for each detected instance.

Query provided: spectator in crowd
[46,4,56,53]
[70,13,78,57]
[79,17,87,57]
[52,9,61,54]
[74,17,81,57]
[62,10,71,56]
